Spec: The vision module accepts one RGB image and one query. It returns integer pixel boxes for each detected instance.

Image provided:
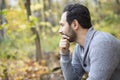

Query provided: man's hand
[59,35,70,55]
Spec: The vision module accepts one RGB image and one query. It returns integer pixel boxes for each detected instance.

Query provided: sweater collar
[84,27,96,51]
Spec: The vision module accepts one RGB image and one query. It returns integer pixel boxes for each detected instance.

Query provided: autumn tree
[24,0,42,61]
[0,0,7,42]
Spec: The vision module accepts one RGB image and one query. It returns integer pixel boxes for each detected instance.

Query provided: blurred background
[0,0,120,80]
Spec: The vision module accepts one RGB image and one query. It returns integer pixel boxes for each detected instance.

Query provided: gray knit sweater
[60,27,120,80]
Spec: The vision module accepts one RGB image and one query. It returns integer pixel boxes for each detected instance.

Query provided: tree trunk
[24,0,42,61]
[116,0,120,5]
[31,27,42,61]
[43,0,47,22]
[0,0,7,41]
[24,0,31,21]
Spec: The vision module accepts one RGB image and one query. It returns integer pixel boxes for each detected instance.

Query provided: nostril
[60,32,64,35]
[58,29,62,34]
[58,31,63,35]
[58,28,64,35]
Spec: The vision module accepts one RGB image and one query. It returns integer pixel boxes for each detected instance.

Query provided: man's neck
[76,29,88,48]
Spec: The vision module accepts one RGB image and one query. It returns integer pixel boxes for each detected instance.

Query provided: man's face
[59,12,76,42]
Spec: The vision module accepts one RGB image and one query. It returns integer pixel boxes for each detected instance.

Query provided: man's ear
[71,19,79,30]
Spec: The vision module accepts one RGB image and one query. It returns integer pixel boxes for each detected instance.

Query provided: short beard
[68,26,77,42]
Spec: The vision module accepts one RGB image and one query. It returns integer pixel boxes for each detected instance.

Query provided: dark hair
[63,3,92,29]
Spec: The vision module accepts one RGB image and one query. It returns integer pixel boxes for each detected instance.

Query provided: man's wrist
[59,50,70,56]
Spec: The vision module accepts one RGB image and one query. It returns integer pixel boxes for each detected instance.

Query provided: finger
[59,42,67,46]
[59,41,69,48]
[62,35,70,40]
[60,39,69,45]
[61,38,70,44]
[61,39,68,42]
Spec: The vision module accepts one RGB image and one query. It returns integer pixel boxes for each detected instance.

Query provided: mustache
[60,32,70,37]
[60,32,70,41]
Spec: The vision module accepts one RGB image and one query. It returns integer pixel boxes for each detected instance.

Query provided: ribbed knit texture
[60,27,120,80]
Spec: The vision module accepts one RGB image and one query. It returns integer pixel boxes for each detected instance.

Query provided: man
[59,3,120,80]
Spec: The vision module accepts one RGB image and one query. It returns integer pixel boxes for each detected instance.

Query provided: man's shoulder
[94,31,117,41]
[91,31,120,46]
[95,31,114,40]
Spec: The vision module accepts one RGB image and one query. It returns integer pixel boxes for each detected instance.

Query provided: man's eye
[59,23,64,27]
[61,24,64,27]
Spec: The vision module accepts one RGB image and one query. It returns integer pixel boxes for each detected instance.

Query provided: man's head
[63,3,92,28]
[59,12,77,42]
[59,3,92,42]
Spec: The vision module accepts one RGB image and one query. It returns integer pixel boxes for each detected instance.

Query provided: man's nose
[58,28,62,35]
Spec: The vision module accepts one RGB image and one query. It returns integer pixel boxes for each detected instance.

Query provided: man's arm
[59,35,85,80]
[87,39,119,80]
[60,44,85,80]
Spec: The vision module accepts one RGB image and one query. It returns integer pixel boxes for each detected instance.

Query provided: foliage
[0,58,49,80]
[89,0,120,38]
[0,0,120,79]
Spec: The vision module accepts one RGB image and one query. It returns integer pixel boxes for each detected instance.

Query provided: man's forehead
[61,12,67,19]
[60,12,67,23]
